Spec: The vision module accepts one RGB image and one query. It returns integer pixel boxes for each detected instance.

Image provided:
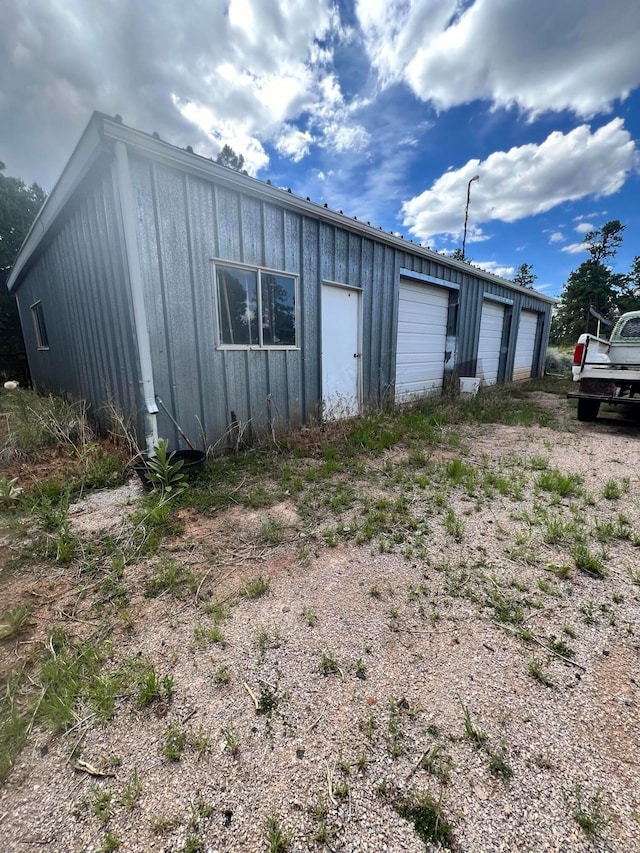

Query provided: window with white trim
[215,263,297,347]
[30,301,49,349]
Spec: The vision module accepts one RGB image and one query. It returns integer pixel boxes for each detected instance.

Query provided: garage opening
[395,278,449,402]
[513,310,539,381]
[477,300,506,386]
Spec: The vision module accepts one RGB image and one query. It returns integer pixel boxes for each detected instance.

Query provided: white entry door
[513,310,539,380]
[395,279,449,401]
[321,283,361,418]
[477,300,505,386]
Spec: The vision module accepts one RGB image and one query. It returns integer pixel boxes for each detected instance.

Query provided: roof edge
[7,112,107,292]
[100,118,556,304]
[8,113,557,304]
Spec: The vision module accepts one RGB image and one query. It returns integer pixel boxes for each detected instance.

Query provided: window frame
[30,300,50,350]
[212,259,300,350]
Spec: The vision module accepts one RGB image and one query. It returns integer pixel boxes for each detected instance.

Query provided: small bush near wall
[545,347,573,376]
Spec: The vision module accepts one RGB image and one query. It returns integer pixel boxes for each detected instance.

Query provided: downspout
[114,140,159,454]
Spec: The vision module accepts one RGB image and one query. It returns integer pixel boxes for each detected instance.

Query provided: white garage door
[477,300,505,386]
[395,279,449,401]
[513,310,539,381]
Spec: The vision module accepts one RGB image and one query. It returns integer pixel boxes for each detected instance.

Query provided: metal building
[8,113,555,453]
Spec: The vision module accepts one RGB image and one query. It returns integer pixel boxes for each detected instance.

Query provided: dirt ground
[1,393,639,852]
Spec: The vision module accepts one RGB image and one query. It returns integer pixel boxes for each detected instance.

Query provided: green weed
[355,658,367,680]
[419,743,452,783]
[193,622,226,648]
[0,604,31,639]
[387,700,406,758]
[263,815,293,852]
[135,666,174,709]
[320,650,340,677]
[571,784,608,839]
[254,625,281,656]
[548,635,575,659]
[392,789,454,849]
[571,544,607,578]
[537,469,582,497]
[359,712,377,741]
[444,509,464,542]
[260,519,285,545]
[488,745,513,781]
[100,833,121,852]
[142,438,186,494]
[0,474,23,506]
[222,725,241,757]
[257,684,280,718]
[602,479,621,500]
[301,606,317,627]
[161,723,185,761]
[91,787,113,822]
[145,561,197,598]
[213,665,231,686]
[528,659,551,687]
[459,699,487,747]
[190,727,210,761]
[119,770,142,808]
[241,574,271,599]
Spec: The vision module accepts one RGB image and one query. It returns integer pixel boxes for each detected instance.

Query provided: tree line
[550,220,640,345]
[0,162,47,382]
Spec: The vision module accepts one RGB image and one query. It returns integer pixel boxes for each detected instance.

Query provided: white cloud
[549,232,565,243]
[472,260,515,279]
[357,0,640,117]
[401,119,637,244]
[574,222,595,234]
[561,242,589,255]
[321,123,370,153]
[171,97,270,175]
[0,0,343,186]
[274,124,314,162]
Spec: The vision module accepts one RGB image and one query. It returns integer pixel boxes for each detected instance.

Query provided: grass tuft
[263,815,293,852]
[571,544,607,578]
[241,574,271,599]
[392,789,454,849]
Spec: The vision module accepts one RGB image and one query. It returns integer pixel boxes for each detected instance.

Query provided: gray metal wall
[16,143,554,452]
[15,163,141,430]
[130,156,404,448]
[129,154,554,448]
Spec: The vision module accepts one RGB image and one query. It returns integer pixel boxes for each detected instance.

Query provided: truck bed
[577,365,640,382]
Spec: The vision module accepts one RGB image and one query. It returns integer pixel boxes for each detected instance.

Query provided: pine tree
[1,163,47,381]
[550,220,630,345]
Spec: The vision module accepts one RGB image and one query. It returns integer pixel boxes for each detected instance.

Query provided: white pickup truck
[568,311,640,421]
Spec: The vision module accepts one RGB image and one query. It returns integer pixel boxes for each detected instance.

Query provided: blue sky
[2,0,640,297]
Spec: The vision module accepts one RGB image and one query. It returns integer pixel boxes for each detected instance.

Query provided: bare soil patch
[1,394,639,852]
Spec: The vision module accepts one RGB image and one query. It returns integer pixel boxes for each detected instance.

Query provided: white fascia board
[400,268,460,290]
[483,291,514,306]
[7,117,105,292]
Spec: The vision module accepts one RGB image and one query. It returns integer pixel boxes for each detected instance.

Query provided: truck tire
[577,398,600,422]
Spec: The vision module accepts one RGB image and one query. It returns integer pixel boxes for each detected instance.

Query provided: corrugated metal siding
[131,157,314,446]
[15,164,140,430]
[131,158,476,444]
[394,261,553,383]
[132,154,491,446]
[17,142,554,452]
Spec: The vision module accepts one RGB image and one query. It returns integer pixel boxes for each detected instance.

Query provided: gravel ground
[1,397,639,852]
